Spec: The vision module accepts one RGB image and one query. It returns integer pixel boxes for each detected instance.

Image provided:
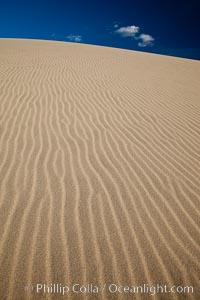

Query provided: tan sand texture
[0,39,200,300]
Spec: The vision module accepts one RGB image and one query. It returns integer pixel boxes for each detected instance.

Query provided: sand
[0,38,200,300]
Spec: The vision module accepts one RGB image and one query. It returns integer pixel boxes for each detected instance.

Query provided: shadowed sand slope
[0,39,200,300]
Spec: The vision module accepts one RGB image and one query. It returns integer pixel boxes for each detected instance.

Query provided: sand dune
[0,38,200,299]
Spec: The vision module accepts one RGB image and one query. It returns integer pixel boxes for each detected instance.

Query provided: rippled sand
[0,39,200,300]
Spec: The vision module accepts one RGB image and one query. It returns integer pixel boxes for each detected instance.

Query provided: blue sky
[0,0,200,60]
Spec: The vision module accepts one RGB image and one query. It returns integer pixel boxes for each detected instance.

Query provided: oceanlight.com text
[24,283,194,296]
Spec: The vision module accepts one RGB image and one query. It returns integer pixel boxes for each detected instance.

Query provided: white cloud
[115,25,140,37]
[113,24,155,47]
[137,34,154,47]
[66,34,82,42]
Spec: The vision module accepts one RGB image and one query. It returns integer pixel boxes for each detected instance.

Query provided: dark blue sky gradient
[0,0,200,59]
